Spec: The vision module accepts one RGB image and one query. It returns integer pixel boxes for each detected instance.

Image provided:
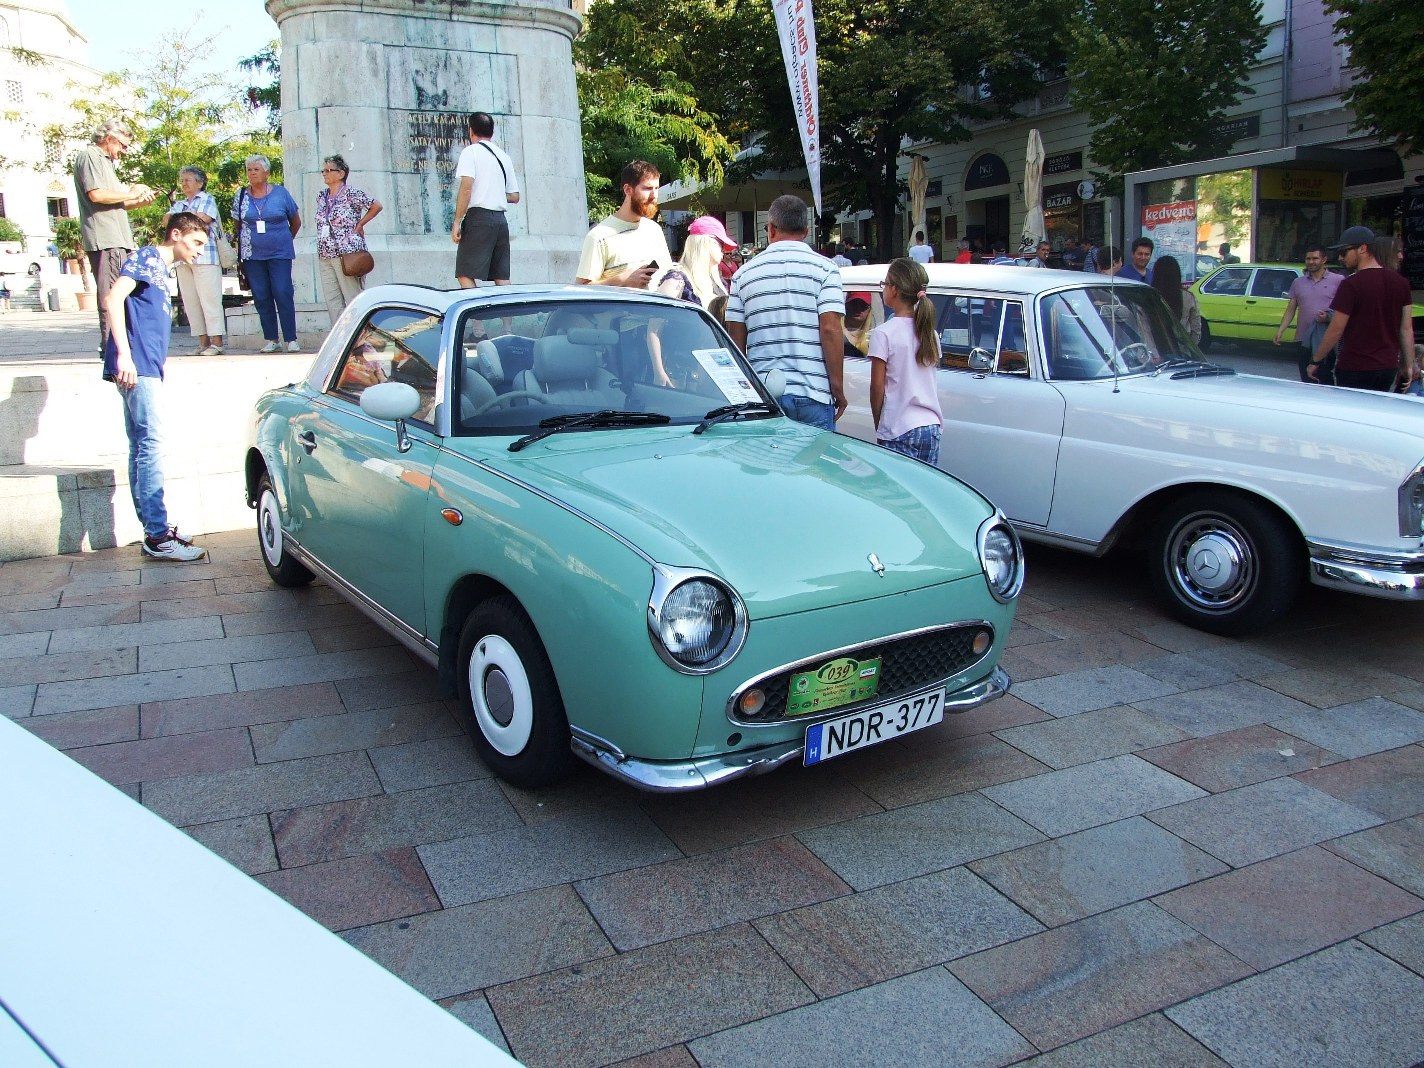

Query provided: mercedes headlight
[648,567,747,674]
[978,516,1025,603]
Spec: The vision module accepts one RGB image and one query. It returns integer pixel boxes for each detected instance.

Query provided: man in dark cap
[1307,226,1416,391]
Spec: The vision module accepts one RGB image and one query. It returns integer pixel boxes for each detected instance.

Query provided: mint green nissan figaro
[245,285,1021,791]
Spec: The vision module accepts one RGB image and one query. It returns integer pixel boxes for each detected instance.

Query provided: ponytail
[886,257,938,367]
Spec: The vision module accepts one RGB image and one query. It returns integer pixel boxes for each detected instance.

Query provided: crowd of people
[71,113,1419,567]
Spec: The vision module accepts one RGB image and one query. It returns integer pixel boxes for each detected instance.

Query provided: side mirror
[968,348,995,372]
[359,381,421,421]
[762,368,786,398]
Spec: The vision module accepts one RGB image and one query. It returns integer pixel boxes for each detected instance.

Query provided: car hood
[475,421,996,619]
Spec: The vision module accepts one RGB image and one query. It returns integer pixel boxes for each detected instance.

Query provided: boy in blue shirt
[103,211,208,561]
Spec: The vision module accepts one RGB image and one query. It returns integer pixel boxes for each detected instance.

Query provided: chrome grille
[730,623,993,724]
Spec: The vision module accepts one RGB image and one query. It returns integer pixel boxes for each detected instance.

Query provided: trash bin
[47,288,60,311]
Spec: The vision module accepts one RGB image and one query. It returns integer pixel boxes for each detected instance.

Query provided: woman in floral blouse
[315,155,383,326]
[173,166,225,355]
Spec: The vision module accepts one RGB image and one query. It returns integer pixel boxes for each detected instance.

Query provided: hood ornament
[868,552,885,577]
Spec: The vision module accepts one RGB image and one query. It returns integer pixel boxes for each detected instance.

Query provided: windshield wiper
[692,401,780,435]
[1149,357,1203,376]
[509,410,671,452]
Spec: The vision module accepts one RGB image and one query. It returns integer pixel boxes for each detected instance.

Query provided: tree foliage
[1066,0,1267,191]
[239,42,283,136]
[1324,0,1424,155]
[578,0,1067,259]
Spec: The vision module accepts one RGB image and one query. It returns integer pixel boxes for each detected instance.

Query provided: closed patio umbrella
[1022,129,1045,249]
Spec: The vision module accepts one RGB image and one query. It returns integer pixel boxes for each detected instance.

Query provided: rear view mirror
[762,369,786,398]
[968,348,995,372]
[360,381,421,422]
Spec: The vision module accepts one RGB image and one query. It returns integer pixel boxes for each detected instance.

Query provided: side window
[1250,269,1296,300]
[934,294,1026,373]
[331,307,443,422]
[1202,268,1251,296]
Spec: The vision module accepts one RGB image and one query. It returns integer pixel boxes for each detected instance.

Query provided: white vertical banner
[772,0,822,217]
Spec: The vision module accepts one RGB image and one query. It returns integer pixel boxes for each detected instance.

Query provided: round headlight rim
[978,514,1025,604]
[647,566,749,676]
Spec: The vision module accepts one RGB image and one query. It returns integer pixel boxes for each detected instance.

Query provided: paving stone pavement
[5,529,1424,1067]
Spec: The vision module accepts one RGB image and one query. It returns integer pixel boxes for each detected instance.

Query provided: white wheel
[256,475,313,587]
[467,633,535,757]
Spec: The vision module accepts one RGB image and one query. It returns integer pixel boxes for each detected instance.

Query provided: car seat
[513,334,624,408]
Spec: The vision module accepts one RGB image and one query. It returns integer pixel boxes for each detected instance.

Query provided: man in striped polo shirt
[725,195,846,429]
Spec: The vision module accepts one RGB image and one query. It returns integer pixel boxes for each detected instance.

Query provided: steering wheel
[1116,342,1153,370]
[469,390,552,417]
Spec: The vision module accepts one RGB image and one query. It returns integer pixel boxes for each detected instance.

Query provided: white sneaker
[142,533,206,562]
[198,345,223,356]
[287,340,302,352]
[260,341,279,353]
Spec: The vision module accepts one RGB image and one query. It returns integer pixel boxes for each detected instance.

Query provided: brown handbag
[341,250,374,278]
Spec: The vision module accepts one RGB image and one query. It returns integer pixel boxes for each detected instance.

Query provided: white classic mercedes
[838,263,1424,635]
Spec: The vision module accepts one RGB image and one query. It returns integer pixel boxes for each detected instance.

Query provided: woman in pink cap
[648,216,739,385]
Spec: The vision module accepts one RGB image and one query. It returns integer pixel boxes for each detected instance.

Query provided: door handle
[296,430,317,454]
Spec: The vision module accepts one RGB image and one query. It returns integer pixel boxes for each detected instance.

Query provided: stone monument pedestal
[266,0,586,314]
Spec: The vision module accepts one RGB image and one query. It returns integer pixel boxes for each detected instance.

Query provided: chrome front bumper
[571,666,1011,793]
[1309,543,1424,600]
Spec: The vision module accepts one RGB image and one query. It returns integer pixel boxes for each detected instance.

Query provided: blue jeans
[779,394,837,431]
[120,376,168,539]
[880,424,942,465]
[244,257,297,342]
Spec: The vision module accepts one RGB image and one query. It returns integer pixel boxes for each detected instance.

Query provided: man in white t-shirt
[451,112,521,288]
[908,231,934,264]
[575,160,672,288]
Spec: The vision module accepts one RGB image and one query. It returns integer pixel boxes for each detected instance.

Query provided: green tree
[578,0,1067,259]
[239,42,282,136]
[1067,0,1268,193]
[1324,0,1424,155]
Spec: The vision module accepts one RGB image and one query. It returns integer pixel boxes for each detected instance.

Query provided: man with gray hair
[725,195,845,429]
[73,120,157,349]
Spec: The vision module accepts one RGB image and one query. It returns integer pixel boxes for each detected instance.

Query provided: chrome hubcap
[1169,515,1254,610]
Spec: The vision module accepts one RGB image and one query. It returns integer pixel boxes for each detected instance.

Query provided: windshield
[454,299,771,434]
[1039,285,1202,380]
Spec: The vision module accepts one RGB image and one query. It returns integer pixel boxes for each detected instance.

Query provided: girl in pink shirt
[869,258,943,464]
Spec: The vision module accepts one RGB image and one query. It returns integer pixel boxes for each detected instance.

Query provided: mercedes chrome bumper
[571,666,1011,793]
[1309,542,1424,600]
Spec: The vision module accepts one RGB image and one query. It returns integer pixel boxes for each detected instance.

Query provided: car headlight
[648,566,748,674]
[978,515,1025,603]
[1399,463,1424,538]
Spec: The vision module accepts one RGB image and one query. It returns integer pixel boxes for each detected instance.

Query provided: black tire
[255,473,314,587]
[1148,491,1303,636]
[457,597,574,788]
[1197,320,1212,352]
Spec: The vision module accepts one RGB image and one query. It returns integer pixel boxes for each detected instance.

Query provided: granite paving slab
[687,966,1035,1068]
[794,790,1045,891]
[142,749,382,826]
[1294,744,1424,820]
[231,645,418,691]
[0,631,53,659]
[994,705,1191,769]
[60,578,218,607]
[498,764,662,825]
[982,754,1206,838]
[442,994,512,1054]
[0,600,140,637]
[1360,911,1424,976]
[1138,724,1340,793]
[140,681,346,737]
[0,683,35,718]
[576,837,851,951]
[256,847,442,931]
[335,668,444,712]
[1165,941,1424,1068]
[1132,651,1245,691]
[950,901,1253,1051]
[969,816,1229,927]
[271,778,522,867]
[1268,697,1424,759]
[1014,633,1170,675]
[343,883,614,1001]
[1009,665,1179,717]
[1323,815,1424,897]
[606,1048,697,1068]
[752,865,1043,998]
[0,646,135,687]
[366,734,493,792]
[308,620,398,653]
[1256,665,1420,709]
[34,663,236,715]
[1133,680,1317,738]
[832,731,1051,808]
[487,924,814,1068]
[66,725,255,786]
[418,807,682,907]
[249,699,461,763]
[217,600,368,638]
[182,814,278,875]
[1155,846,1423,970]
[139,631,319,672]
[916,692,1051,741]
[45,615,224,653]
[20,704,139,748]
[1010,1013,1227,1067]
[1147,776,1384,868]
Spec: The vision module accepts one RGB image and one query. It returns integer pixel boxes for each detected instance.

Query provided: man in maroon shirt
[1308,226,1416,391]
